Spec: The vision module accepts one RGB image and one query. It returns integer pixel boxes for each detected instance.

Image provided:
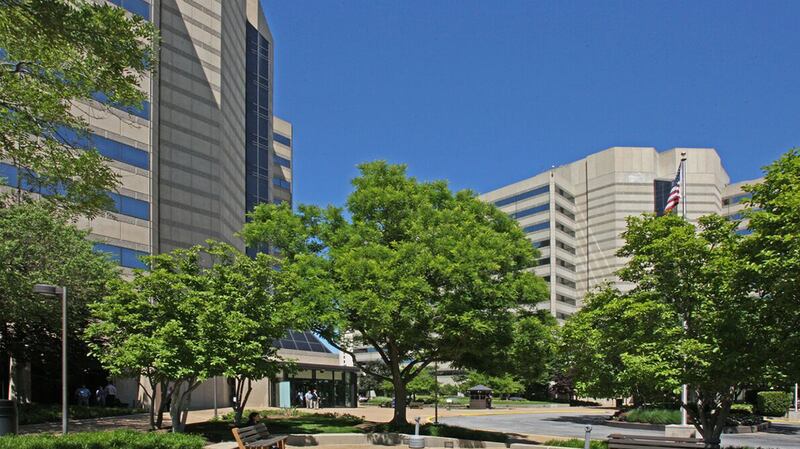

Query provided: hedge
[0,430,205,449]
[755,391,793,417]
[18,403,146,425]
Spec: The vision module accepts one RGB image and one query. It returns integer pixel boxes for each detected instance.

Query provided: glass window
[556,186,575,203]
[494,185,549,207]
[107,192,150,220]
[273,178,290,190]
[654,180,672,216]
[93,243,148,269]
[273,155,291,168]
[120,0,150,20]
[556,204,575,220]
[511,203,548,219]
[56,127,149,170]
[273,133,291,147]
[523,221,549,234]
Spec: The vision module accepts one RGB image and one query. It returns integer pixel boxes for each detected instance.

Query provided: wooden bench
[231,423,288,449]
[608,434,705,449]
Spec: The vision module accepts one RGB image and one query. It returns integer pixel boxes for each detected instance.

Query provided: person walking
[296,390,305,407]
[104,381,118,406]
[75,385,91,406]
[304,389,314,409]
[94,386,106,406]
[311,388,320,409]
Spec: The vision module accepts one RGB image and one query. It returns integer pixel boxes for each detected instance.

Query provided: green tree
[241,161,548,426]
[0,202,118,400]
[459,371,524,398]
[86,242,299,431]
[509,310,558,386]
[406,368,437,398]
[558,214,768,448]
[741,148,800,383]
[0,0,156,216]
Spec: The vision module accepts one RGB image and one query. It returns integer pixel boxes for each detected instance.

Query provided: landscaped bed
[18,403,147,425]
[0,430,204,449]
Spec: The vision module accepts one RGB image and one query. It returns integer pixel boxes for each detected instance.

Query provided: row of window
[91,92,150,120]
[556,204,575,220]
[557,258,576,271]
[523,221,549,234]
[723,192,752,206]
[510,203,548,220]
[556,311,572,320]
[556,186,575,203]
[273,154,291,168]
[93,242,149,270]
[273,177,291,190]
[494,185,548,207]
[532,239,549,248]
[557,276,577,289]
[0,163,149,221]
[108,0,151,20]
[56,127,149,170]
[556,240,576,255]
[556,222,575,237]
[274,132,291,147]
[556,294,577,306]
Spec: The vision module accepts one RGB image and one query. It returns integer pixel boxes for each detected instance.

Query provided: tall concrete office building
[481,147,759,319]
[2,0,357,408]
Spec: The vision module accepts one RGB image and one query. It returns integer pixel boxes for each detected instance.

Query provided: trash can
[468,385,492,409]
[0,399,18,436]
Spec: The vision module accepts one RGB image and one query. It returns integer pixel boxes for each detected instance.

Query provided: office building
[1,0,356,409]
[480,147,760,319]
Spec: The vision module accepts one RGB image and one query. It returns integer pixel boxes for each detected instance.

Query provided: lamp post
[433,361,439,425]
[33,284,67,435]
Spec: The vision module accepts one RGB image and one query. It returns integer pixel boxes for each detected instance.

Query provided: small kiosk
[468,384,492,409]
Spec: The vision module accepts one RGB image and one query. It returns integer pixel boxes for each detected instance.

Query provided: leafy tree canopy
[86,241,303,431]
[0,0,156,216]
[558,213,769,448]
[742,148,800,381]
[241,161,549,426]
[0,202,118,371]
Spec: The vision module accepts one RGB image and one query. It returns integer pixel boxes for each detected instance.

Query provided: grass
[0,430,204,449]
[621,408,681,425]
[18,403,146,425]
[543,438,609,449]
[369,422,511,443]
[186,411,366,442]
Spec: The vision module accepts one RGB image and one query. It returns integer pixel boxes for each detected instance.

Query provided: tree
[0,0,156,216]
[559,213,769,448]
[0,202,118,400]
[241,161,548,426]
[86,242,299,431]
[741,148,800,383]
[406,368,437,398]
[458,371,524,398]
[509,310,558,387]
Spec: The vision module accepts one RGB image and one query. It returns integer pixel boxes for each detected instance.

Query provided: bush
[0,430,204,449]
[755,391,792,417]
[366,396,393,406]
[729,403,754,415]
[621,408,681,425]
[18,403,146,425]
[544,439,608,449]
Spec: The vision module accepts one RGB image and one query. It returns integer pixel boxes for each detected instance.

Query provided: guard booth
[468,385,492,409]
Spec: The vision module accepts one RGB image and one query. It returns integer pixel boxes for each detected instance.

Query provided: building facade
[2,0,355,409]
[480,147,759,319]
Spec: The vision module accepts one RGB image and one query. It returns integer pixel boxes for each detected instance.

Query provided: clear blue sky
[261,0,799,207]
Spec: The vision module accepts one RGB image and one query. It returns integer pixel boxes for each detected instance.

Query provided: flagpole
[680,151,688,428]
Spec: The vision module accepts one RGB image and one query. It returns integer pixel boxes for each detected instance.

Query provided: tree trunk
[234,377,253,424]
[391,375,408,428]
[686,389,734,449]
[156,380,169,428]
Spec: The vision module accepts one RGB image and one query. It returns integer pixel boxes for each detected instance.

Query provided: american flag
[664,161,683,214]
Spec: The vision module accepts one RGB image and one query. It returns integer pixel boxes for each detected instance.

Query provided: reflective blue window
[93,243,149,269]
[523,221,550,234]
[273,133,291,147]
[511,203,549,219]
[723,193,753,205]
[736,228,752,236]
[92,92,150,120]
[108,0,151,20]
[0,163,65,195]
[273,178,290,190]
[107,192,150,220]
[494,185,549,207]
[273,154,291,168]
[56,127,149,170]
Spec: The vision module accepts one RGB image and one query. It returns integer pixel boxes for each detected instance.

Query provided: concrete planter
[285,433,508,448]
[721,421,770,434]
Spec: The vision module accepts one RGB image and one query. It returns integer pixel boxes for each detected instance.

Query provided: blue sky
[261,0,800,207]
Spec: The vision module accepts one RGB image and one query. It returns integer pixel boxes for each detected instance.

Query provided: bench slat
[609,434,702,443]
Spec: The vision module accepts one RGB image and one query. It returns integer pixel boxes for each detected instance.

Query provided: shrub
[18,404,145,425]
[755,391,792,417]
[729,403,754,415]
[543,439,608,449]
[621,408,681,425]
[0,430,204,449]
[366,396,393,406]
